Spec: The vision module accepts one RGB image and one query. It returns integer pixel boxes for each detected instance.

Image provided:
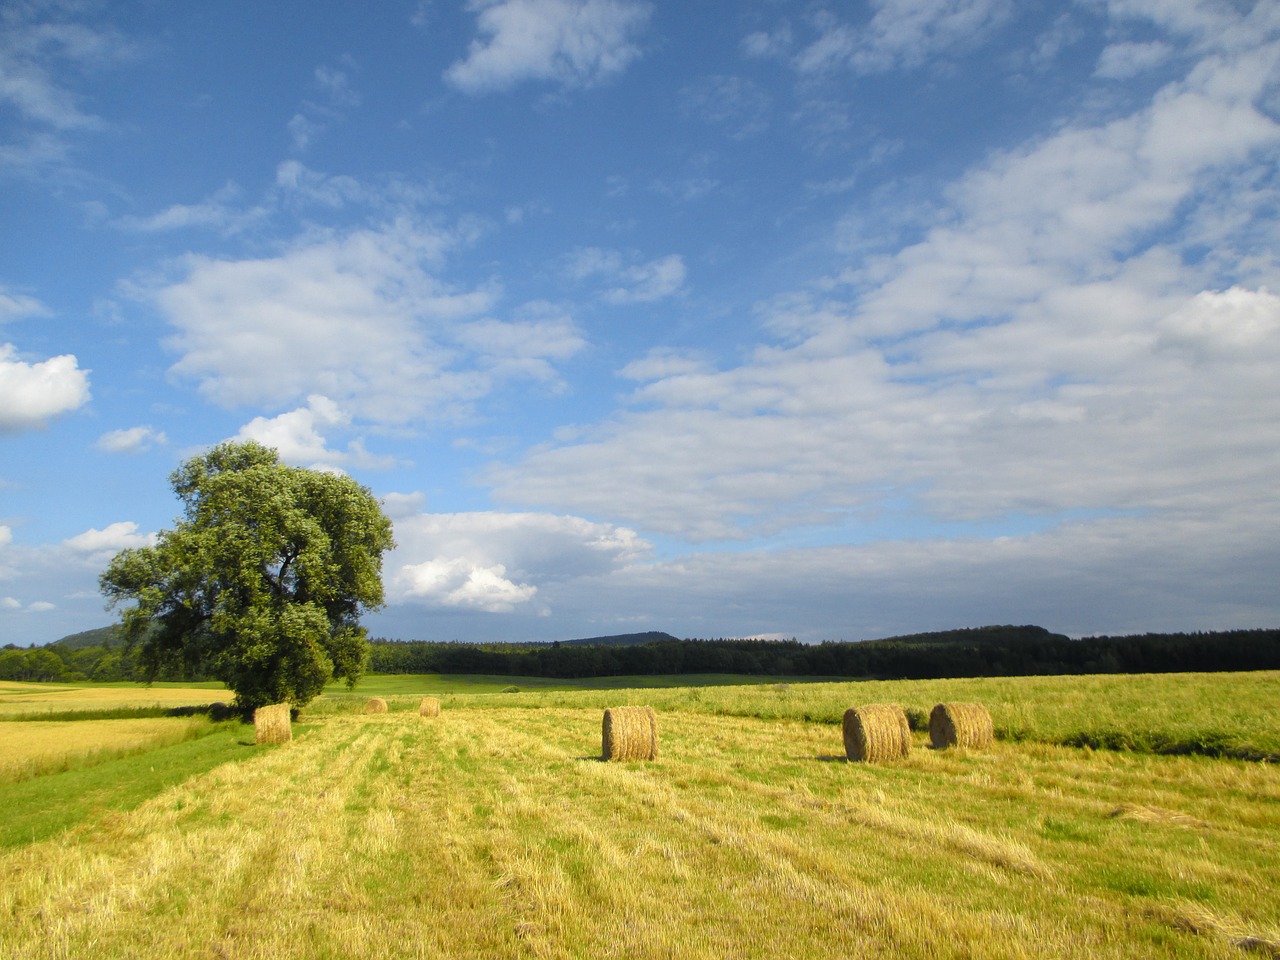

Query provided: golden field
[0,671,1277,959]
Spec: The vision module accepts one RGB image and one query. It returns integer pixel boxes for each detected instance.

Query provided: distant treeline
[4,624,1278,684]
[369,625,1280,680]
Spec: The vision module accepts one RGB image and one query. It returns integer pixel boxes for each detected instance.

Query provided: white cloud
[563,247,686,303]
[116,182,268,235]
[26,600,55,613]
[0,287,50,323]
[679,75,771,138]
[792,0,1015,75]
[95,425,167,454]
[1095,40,1173,79]
[64,521,155,557]
[143,223,510,425]
[487,29,1280,548]
[396,557,538,612]
[0,525,11,548]
[287,59,362,153]
[387,510,649,614]
[0,343,90,432]
[234,394,349,467]
[232,395,402,471]
[1,596,20,610]
[0,11,138,177]
[314,63,360,109]
[445,0,652,93]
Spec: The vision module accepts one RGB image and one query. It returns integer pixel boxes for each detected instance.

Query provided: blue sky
[3,0,1279,647]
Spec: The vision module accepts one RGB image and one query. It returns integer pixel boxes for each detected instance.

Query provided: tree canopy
[100,441,395,711]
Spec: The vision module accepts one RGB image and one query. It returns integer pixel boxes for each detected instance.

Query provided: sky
[2,0,1279,648]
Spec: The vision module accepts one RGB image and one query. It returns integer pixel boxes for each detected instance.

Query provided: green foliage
[99,441,394,712]
[368,625,1280,680]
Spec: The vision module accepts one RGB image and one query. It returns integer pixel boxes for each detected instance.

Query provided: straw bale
[843,704,912,762]
[254,703,292,744]
[929,702,994,749]
[364,697,388,714]
[601,706,658,761]
[419,697,441,717]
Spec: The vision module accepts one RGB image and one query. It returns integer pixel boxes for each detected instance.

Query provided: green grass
[0,721,254,848]
[0,705,222,723]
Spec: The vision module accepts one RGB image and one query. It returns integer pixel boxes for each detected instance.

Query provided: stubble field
[0,672,1277,959]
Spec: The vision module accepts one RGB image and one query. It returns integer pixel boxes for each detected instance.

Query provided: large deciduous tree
[100,441,395,711]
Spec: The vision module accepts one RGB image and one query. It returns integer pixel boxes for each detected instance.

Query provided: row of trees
[368,627,1280,680]
[14,625,1279,686]
[0,642,150,683]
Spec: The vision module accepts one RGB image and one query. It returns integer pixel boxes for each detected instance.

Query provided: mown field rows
[1,675,1278,959]
[325,670,1280,760]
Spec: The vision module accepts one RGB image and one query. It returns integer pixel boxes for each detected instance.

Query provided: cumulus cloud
[0,343,90,432]
[232,395,401,471]
[396,557,538,612]
[95,425,167,454]
[64,521,155,557]
[141,222,581,425]
[445,0,652,93]
[386,510,649,614]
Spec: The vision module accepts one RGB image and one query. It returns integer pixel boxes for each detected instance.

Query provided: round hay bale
[842,704,911,762]
[601,706,658,761]
[419,697,441,717]
[364,697,388,715]
[929,702,994,749]
[253,702,292,744]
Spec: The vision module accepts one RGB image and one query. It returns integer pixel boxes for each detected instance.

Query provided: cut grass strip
[0,723,256,849]
[0,705,221,723]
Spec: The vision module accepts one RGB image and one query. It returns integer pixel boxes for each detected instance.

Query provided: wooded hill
[4,624,1278,684]
[368,625,1280,680]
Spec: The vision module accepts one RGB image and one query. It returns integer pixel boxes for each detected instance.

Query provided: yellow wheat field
[0,717,206,782]
[1,705,1278,959]
[0,681,226,717]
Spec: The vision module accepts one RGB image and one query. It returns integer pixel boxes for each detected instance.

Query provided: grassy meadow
[0,671,1277,958]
